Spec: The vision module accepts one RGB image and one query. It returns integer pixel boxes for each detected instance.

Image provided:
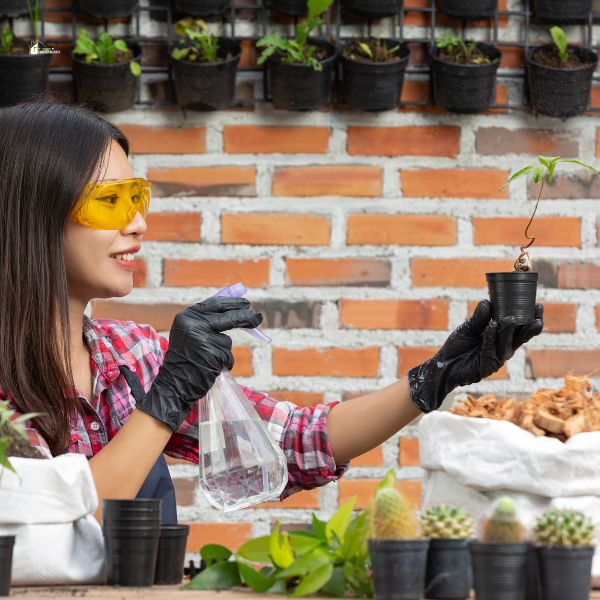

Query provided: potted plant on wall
[340,37,410,111]
[72,29,142,113]
[170,17,241,110]
[527,26,598,119]
[175,0,231,17]
[430,29,501,114]
[436,0,498,21]
[532,0,592,24]
[256,0,337,111]
[344,0,403,19]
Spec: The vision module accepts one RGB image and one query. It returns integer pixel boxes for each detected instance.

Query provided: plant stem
[515,173,545,272]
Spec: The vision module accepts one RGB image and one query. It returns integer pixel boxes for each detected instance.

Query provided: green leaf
[288,533,322,556]
[270,523,294,569]
[201,544,232,564]
[320,565,347,597]
[375,468,397,493]
[325,496,356,543]
[307,0,334,20]
[266,579,287,594]
[274,552,331,579]
[114,39,128,51]
[237,536,272,563]
[532,165,545,184]
[499,165,536,191]
[237,561,275,593]
[130,60,141,76]
[312,514,327,541]
[181,561,240,590]
[558,159,600,179]
[97,31,112,47]
[2,26,13,51]
[550,26,568,59]
[538,156,559,170]
[171,47,191,60]
[291,562,334,597]
[358,42,373,58]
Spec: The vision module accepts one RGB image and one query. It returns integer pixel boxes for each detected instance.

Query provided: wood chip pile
[449,376,600,442]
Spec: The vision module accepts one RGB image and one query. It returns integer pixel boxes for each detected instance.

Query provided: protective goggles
[71,178,151,230]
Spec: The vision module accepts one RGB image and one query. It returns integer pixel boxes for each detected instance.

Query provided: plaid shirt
[4,316,348,499]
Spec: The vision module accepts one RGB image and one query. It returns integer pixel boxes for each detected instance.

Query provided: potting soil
[273,44,331,64]
[438,44,497,65]
[532,46,595,68]
[0,424,45,459]
[341,39,401,63]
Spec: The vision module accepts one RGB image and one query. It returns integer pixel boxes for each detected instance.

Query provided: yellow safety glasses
[71,178,151,230]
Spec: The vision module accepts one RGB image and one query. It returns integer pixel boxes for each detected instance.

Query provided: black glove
[408,300,544,413]
[136,296,263,431]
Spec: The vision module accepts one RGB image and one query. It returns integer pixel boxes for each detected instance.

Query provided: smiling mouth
[110,253,135,261]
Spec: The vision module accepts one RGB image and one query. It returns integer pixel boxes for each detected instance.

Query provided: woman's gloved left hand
[408,300,544,413]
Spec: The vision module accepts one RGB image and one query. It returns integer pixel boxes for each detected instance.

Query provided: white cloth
[0,454,105,585]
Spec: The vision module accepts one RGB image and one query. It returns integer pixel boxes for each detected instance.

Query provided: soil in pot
[80,0,138,19]
[436,0,497,21]
[526,44,598,119]
[0,536,15,597]
[425,538,471,600]
[537,546,594,600]
[532,0,592,24]
[344,0,403,19]
[175,0,231,17]
[486,272,538,325]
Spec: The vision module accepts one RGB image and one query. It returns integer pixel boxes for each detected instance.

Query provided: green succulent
[482,496,523,543]
[419,505,475,539]
[534,510,594,547]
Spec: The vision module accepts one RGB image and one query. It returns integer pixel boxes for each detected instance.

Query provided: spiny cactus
[367,486,418,540]
[482,496,523,543]
[419,505,475,539]
[534,510,594,547]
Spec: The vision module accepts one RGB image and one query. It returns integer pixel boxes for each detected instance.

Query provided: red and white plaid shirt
[3,316,348,499]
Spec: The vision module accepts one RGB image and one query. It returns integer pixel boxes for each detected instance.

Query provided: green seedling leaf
[388,44,400,54]
[274,552,331,579]
[538,156,559,170]
[532,165,545,184]
[266,580,287,594]
[558,159,600,179]
[288,533,322,556]
[550,25,569,60]
[325,496,356,543]
[237,536,272,563]
[312,514,327,541]
[307,0,334,19]
[291,562,334,597]
[358,42,373,58]
[130,60,141,76]
[320,565,347,597]
[171,47,191,60]
[237,561,275,593]
[499,165,536,191]
[181,560,240,590]
[376,467,397,492]
[270,523,294,569]
[2,26,13,51]
[201,544,232,564]
[114,39,128,52]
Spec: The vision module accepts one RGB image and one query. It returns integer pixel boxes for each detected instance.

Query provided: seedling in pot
[551,26,569,60]
[171,17,223,63]
[73,29,141,76]
[436,28,495,65]
[342,37,400,63]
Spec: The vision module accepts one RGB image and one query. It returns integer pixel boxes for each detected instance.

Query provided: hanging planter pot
[343,0,403,19]
[171,37,241,110]
[267,38,337,111]
[430,42,501,114]
[436,0,498,21]
[0,41,52,107]
[0,536,14,597]
[340,39,410,111]
[526,44,598,119]
[486,272,538,325]
[174,0,231,17]
[72,42,142,113]
[531,0,592,24]
[0,0,28,17]
[270,0,309,16]
[425,538,471,600]
[79,0,138,19]
[536,546,594,600]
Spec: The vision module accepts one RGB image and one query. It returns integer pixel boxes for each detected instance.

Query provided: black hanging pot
[531,0,593,24]
[175,0,231,17]
[525,543,542,600]
[0,42,52,107]
[72,43,142,113]
[79,0,138,19]
[486,272,538,325]
[526,44,598,119]
[0,536,15,597]
[369,538,430,600]
[344,0,403,18]
[267,38,337,111]
[425,538,471,600]
[437,0,498,21]
[0,0,29,16]
[171,37,241,110]
[430,42,501,113]
[270,0,309,16]
[536,546,594,600]
[340,40,410,111]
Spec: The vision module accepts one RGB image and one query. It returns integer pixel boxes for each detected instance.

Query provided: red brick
[529,172,600,199]
[163,258,269,288]
[185,523,252,552]
[223,125,329,154]
[526,349,600,378]
[253,489,320,509]
[272,347,380,378]
[558,262,600,289]
[352,446,384,467]
[339,299,448,330]
[286,258,390,287]
[472,217,581,248]
[266,391,324,407]
[118,124,205,154]
[272,166,382,197]
[339,479,421,510]
[148,166,256,197]
[399,437,420,467]
[500,47,525,69]
[411,258,514,288]
[144,212,201,242]
[402,169,509,199]
[347,214,457,246]
[231,347,253,377]
[91,301,187,330]
[596,306,600,331]
[173,478,197,506]
[476,128,578,157]
[347,126,460,157]
[221,213,330,246]
[132,257,147,288]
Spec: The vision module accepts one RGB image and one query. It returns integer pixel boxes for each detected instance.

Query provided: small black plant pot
[72,43,142,113]
[425,538,471,600]
[344,0,403,18]
[171,37,241,110]
[0,44,52,107]
[525,544,541,600]
[154,525,190,585]
[270,0,309,16]
[80,0,138,18]
[0,536,15,597]
[175,0,231,17]
[0,0,28,16]
[437,0,498,21]
[340,40,410,111]
[536,546,594,600]
[469,542,529,600]
[526,44,598,119]
[486,272,538,326]
[531,0,593,24]
[430,43,501,114]
[369,538,430,600]
[268,38,337,111]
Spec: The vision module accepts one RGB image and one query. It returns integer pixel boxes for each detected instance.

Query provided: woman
[0,100,544,523]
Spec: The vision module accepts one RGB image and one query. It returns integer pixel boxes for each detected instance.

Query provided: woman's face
[64,140,147,303]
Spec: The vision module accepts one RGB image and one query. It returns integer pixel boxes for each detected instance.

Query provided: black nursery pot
[526,44,598,119]
[72,43,142,113]
[0,45,52,107]
[344,0,403,19]
[80,0,138,19]
[486,272,538,326]
[531,0,593,24]
[171,37,241,111]
[536,546,594,600]
[175,0,231,17]
[340,41,410,111]
[0,536,15,597]
[469,542,529,600]
[268,38,337,111]
[154,525,190,585]
[430,43,501,114]
[437,0,498,21]
[369,538,430,600]
[0,0,29,16]
[525,544,541,600]
[270,0,309,16]
[425,538,471,600]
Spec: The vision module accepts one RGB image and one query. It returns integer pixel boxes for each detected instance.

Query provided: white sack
[0,454,105,585]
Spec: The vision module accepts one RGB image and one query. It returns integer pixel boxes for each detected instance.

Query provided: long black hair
[0,98,129,455]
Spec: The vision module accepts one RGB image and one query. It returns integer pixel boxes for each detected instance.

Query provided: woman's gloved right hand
[136,296,263,432]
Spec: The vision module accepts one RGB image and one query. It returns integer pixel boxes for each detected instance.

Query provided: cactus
[534,509,594,547]
[367,486,418,540]
[419,505,475,539]
[482,496,523,543]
